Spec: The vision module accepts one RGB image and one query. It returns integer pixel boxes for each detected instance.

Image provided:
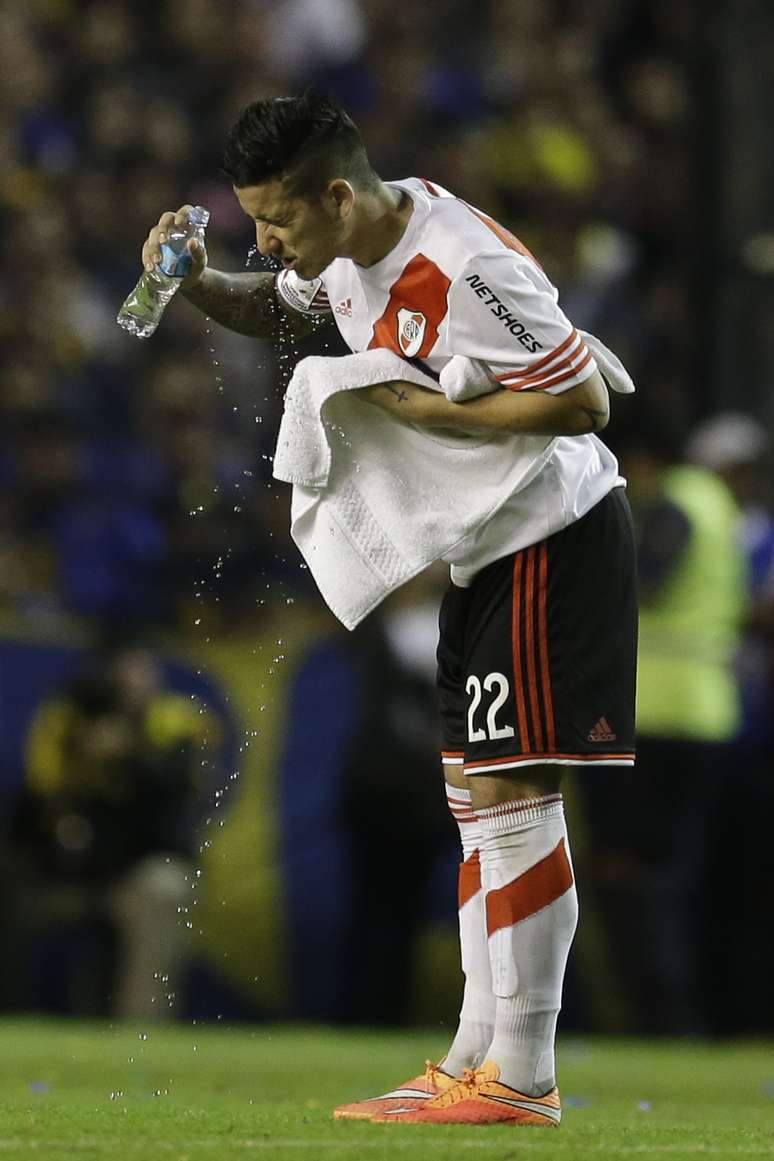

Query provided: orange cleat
[332,1060,456,1120]
[374,1061,561,1126]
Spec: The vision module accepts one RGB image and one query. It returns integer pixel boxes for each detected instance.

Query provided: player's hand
[141,205,208,290]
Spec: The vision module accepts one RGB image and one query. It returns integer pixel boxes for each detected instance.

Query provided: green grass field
[0,1020,771,1160]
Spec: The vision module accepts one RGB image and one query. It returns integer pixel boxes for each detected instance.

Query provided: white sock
[440,783,496,1076]
[478,794,578,1096]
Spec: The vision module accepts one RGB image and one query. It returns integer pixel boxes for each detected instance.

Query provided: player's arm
[179,268,284,337]
[358,249,613,435]
[142,207,331,339]
[356,370,609,436]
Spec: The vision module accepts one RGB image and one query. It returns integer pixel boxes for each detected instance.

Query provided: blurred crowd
[3,643,206,1016]
[1,0,773,1034]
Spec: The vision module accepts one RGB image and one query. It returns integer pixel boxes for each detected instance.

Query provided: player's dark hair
[222,91,378,197]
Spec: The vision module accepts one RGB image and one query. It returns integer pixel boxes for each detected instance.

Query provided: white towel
[440,355,500,402]
[581,330,635,394]
[272,339,635,629]
[273,350,440,487]
[273,349,554,629]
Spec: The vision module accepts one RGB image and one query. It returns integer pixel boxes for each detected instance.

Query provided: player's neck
[348,184,413,268]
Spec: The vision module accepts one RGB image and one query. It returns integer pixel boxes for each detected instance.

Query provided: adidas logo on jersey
[587,717,617,743]
[335,297,353,317]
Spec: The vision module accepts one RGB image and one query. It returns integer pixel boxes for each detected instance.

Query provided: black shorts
[437,486,637,772]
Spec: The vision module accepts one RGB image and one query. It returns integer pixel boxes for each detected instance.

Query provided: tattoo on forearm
[180,271,281,337]
[580,405,608,431]
[387,384,409,402]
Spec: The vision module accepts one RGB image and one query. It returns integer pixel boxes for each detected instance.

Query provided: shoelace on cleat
[425,1067,480,1109]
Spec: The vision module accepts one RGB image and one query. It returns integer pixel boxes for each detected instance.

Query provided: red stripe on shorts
[524,546,544,752]
[511,552,531,751]
[538,542,557,751]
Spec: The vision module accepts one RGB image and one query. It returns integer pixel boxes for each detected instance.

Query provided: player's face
[235,180,348,280]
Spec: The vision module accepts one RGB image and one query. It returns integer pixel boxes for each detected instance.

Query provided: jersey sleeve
[276,268,332,317]
[446,251,597,394]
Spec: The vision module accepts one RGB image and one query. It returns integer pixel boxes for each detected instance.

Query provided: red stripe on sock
[458,849,481,909]
[486,838,573,935]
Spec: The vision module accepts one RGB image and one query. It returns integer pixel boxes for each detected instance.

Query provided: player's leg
[438,757,496,1076]
[387,765,573,1125]
[440,551,579,1095]
[388,489,637,1125]
[467,763,577,1099]
[434,562,574,1099]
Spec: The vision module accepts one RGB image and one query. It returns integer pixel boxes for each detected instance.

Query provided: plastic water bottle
[117,205,210,338]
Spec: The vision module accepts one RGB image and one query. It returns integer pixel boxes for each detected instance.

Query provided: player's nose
[255,223,281,258]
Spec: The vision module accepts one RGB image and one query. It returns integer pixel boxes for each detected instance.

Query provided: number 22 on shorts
[466,672,515,742]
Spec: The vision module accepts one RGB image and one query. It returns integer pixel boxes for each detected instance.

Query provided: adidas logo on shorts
[587,716,617,742]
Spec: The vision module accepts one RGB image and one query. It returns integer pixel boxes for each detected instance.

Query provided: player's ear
[325,179,355,221]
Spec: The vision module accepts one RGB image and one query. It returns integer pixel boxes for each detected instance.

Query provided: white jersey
[277,177,623,584]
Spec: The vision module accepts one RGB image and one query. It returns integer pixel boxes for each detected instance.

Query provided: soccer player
[141,91,637,1127]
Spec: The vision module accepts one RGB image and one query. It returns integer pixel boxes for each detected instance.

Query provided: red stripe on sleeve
[511,348,593,393]
[495,330,579,384]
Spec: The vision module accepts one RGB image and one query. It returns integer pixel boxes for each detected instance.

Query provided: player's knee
[443,760,467,790]
[466,765,563,810]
